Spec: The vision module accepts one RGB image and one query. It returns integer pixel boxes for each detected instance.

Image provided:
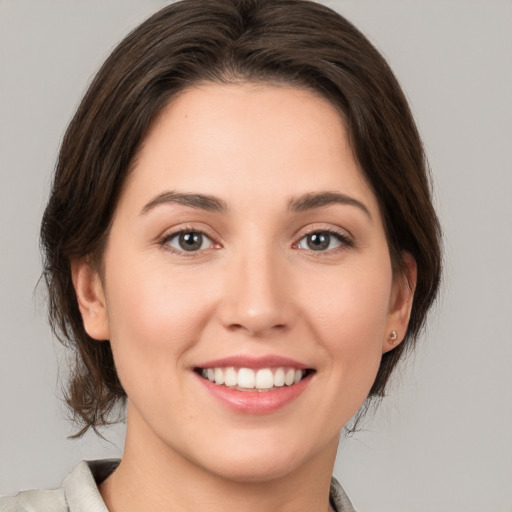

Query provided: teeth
[284,369,295,386]
[237,368,256,389]
[255,369,273,389]
[199,366,307,390]
[214,368,225,385]
[224,367,237,387]
[274,368,285,387]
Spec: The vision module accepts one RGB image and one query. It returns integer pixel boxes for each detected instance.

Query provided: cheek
[103,257,217,378]
[302,259,392,397]
[306,258,392,339]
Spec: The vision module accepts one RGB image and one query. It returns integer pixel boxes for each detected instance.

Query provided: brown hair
[41,0,442,436]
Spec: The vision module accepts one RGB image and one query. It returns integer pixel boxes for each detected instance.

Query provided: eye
[296,230,351,252]
[164,230,214,253]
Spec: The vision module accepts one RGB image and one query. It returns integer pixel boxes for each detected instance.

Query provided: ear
[71,259,110,341]
[383,252,417,353]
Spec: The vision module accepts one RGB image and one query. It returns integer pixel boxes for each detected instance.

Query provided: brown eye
[166,231,211,252]
[306,233,331,250]
[297,231,350,252]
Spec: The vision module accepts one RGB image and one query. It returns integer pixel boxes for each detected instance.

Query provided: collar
[62,459,355,512]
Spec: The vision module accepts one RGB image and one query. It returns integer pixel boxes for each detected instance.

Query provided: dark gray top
[0,459,355,512]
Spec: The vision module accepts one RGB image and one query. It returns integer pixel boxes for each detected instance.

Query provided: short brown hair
[41,0,442,437]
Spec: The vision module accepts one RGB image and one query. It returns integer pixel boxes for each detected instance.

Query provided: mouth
[194,366,315,392]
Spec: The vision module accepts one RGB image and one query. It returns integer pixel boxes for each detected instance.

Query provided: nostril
[217,284,296,336]
[226,322,288,335]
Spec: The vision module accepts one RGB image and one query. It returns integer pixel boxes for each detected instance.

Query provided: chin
[181,428,336,484]
[200,449,306,483]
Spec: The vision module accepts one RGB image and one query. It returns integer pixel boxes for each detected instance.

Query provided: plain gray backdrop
[1,1,511,511]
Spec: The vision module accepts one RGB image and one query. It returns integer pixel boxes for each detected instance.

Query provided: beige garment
[0,459,356,512]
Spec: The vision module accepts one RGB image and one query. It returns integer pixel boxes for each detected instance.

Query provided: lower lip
[195,372,312,415]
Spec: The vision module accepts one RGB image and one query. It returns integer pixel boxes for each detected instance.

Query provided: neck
[100,406,339,512]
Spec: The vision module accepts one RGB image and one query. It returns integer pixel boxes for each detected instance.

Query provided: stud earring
[389,330,398,344]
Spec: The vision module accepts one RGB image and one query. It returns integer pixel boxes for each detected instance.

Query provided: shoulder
[0,459,119,512]
[330,476,356,512]
[0,489,67,512]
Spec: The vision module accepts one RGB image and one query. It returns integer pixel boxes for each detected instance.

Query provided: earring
[389,330,398,344]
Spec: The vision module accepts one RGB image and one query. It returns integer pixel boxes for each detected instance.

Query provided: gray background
[1,1,511,511]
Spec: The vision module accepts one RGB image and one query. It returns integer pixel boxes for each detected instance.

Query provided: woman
[1,0,441,510]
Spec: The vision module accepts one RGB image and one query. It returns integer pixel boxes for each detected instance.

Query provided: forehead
[122,83,378,215]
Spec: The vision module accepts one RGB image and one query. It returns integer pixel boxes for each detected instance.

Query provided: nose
[217,243,296,337]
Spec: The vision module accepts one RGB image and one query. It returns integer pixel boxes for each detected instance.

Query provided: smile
[193,355,315,414]
[197,367,309,392]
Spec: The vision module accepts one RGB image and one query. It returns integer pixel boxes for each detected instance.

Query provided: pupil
[180,232,202,251]
[308,233,329,250]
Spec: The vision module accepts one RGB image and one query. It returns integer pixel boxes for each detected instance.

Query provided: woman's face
[76,83,413,482]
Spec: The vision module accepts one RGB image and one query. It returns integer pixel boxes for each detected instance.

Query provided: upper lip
[194,355,311,370]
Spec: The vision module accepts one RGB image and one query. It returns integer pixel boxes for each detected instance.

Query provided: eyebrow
[140,191,227,215]
[288,191,372,219]
[140,190,371,219]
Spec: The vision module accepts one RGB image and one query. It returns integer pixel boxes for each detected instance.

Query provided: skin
[73,83,416,512]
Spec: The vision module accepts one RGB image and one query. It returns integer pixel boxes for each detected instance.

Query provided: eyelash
[159,226,353,257]
[294,228,354,255]
[160,225,218,257]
